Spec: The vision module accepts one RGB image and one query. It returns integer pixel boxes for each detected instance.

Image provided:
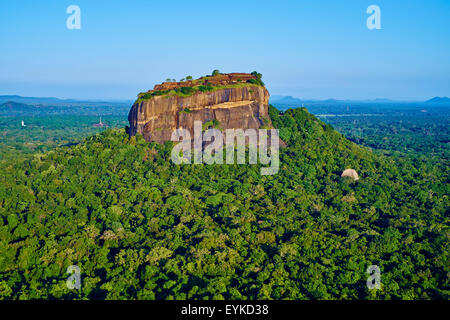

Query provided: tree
[212,69,220,76]
[251,71,262,80]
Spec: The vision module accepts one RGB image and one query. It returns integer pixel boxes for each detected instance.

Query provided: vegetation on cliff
[0,106,448,299]
[135,71,265,104]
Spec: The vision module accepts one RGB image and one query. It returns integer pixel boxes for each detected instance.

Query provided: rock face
[128,74,273,144]
[153,73,257,91]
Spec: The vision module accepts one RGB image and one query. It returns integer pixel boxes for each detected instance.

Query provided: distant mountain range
[425,97,450,104]
[0,100,130,116]
[0,95,133,106]
[269,95,450,105]
[0,101,38,112]
[269,95,395,104]
[1,94,449,112]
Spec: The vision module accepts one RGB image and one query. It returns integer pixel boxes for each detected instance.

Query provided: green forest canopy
[0,106,448,299]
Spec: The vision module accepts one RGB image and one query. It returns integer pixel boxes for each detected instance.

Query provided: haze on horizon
[0,0,449,101]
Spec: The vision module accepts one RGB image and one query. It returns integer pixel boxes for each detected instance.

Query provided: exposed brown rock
[153,73,257,91]
[128,73,278,145]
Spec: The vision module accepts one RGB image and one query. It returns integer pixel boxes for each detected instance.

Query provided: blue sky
[0,0,449,100]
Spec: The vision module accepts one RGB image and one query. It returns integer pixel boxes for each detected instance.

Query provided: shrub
[179,87,195,95]
[179,108,191,114]
[247,79,265,86]
[198,85,214,92]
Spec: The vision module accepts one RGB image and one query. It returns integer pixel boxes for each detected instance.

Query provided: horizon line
[1,93,448,104]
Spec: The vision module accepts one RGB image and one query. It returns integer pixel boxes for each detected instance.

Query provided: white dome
[341,168,359,181]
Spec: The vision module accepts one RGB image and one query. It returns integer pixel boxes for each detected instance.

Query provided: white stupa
[341,168,359,181]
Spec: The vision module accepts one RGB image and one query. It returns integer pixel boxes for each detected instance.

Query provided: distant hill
[269,95,395,105]
[0,95,133,106]
[269,95,305,104]
[0,95,71,105]
[0,101,40,114]
[0,100,129,116]
[425,97,450,104]
[372,98,393,103]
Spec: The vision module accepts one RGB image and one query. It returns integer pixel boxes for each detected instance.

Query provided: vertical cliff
[128,73,273,143]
